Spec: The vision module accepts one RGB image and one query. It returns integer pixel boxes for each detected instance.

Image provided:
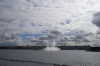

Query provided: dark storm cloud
[92,11,100,28]
[38,30,63,40]
[0,17,14,23]
[75,35,84,39]
[60,39,66,42]
[0,0,12,12]
[82,33,93,37]
[0,0,14,23]
[36,40,48,46]
[71,33,92,43]
[3,28,18,33]
[0,5,11,11]
[92,19,100,28]
[1,33,16,40]
[37,30,93,45]
[60,37,70,42]
[93,11,100,17]
[0,0,16,34]
[38,34,57,40]
[30,30,63,45]
[69,36,81,42]
[30,36,48,46]
[0,23,8,27]
[72,32,93,42]
[26,0,30,2]
[0,33,21,46]
[60,23,65,25]
[50,30,62,35]
[83,39,91,43]
[97,30,100,34]
[47,34,57,39]
[60,33,93,44]
[38,35,48,40]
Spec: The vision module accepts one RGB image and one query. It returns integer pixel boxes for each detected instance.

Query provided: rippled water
[0,49,100,66]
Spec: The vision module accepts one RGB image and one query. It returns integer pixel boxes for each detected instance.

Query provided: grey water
[0,50,100,66]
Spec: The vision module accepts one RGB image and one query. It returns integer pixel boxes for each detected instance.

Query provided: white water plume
[44,41,60,51]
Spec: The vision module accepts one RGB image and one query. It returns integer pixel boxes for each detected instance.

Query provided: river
[0,50,100,66]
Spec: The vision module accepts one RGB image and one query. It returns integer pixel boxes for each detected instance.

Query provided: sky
[0,0,100,46]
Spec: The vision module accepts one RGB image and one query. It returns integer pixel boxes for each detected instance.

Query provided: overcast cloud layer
[0,0,100,46]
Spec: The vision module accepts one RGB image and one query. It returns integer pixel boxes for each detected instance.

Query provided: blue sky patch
[17,33,45,41]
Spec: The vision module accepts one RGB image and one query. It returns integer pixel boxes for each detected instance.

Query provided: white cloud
[0,0,99,33]
[1,0,100,46]
[0,33,21,46]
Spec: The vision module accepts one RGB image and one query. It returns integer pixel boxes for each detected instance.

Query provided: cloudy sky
[0,0,100,46]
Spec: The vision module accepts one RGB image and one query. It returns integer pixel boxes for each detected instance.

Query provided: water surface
[0,49,100,66]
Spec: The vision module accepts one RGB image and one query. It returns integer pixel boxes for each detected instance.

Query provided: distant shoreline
[0,46,100,52]
[0,45,90,50]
